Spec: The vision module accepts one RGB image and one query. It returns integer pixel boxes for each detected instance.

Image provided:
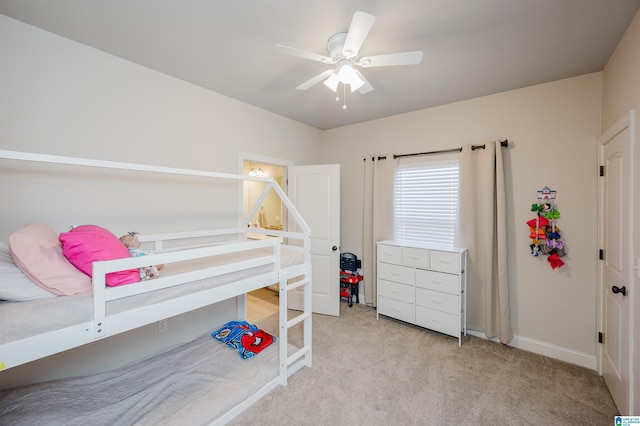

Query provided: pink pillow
[59,225,140,287]
[8,222,92,295]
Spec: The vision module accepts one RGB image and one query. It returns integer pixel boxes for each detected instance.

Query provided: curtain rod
[363,139,508,161]
[471,140,509,151]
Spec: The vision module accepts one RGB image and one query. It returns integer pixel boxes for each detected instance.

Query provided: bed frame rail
[91,237,282,339]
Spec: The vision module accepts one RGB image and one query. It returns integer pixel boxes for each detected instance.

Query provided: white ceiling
[1,0,639,130]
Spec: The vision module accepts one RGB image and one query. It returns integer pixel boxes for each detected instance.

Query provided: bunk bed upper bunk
[0,149,313,424]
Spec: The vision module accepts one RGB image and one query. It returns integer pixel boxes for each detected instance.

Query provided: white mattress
[0,330,286,425]
[0,244,303,345]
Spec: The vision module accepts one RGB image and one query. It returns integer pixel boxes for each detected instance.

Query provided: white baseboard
[466,330,597,370]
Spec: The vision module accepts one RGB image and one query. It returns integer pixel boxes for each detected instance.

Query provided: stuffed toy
[119,232,164,280]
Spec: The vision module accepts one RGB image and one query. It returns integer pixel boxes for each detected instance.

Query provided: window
[394,154,459,247]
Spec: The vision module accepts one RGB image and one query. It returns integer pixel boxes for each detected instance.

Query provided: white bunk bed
[0,150,313,425]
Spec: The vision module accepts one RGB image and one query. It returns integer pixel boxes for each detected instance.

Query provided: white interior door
[288,164,340,316]
[600,118,632,415]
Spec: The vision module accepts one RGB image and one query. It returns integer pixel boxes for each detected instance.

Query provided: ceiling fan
[275,11,423,105]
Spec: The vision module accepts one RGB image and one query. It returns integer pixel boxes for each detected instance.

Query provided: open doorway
[241,157,288,323]
[239,155,341,318]
[242,161,285,231]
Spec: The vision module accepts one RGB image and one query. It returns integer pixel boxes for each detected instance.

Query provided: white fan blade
[358,51,423,67]
[354,69,374,94]
[343,11,375,59]
[296,69,335,90]
[275,44,334,64]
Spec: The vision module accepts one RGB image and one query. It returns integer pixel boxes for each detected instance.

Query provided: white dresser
[376,240,467,345]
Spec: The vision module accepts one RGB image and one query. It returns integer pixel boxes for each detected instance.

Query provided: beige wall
[602,8,640,414]
[322,73,602,368]
[0,15,322,240]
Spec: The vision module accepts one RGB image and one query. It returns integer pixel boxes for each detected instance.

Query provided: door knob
[612,285,627,296]
[332,246,338,251]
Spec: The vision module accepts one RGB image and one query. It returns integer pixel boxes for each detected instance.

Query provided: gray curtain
[455,141,512,344]
[362,156,396,306]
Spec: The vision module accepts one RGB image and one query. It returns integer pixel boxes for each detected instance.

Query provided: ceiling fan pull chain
[343,84,348,110]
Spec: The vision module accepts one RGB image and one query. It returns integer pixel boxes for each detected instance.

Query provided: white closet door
[600,116,632,415]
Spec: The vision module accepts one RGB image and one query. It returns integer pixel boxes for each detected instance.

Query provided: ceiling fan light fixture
[337,64,364,92]
[349,77,365,92]
[249,167,264,177]
[338,64,357,84]
[323,72,339,92]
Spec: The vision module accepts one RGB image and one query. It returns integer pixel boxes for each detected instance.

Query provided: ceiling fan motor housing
[327,32,350,61]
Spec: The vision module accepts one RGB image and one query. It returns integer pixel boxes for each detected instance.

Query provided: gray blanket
[0,331,280,425]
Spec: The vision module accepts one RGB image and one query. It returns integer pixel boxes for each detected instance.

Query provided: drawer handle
[390,272,401,276]
[431,317,443,323]
[437,259,451,264]
[430,280,443,285]
[391,289,400,294]
[430,299,443,304]
[409,255,420,260]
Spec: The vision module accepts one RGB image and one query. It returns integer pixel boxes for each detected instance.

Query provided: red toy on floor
[340,252,363,307]
[340,271,363,307]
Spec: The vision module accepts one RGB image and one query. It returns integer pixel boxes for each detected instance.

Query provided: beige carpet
[232,301,618,426]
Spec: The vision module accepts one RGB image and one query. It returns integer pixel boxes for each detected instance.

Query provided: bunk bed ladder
[278,267,312,386]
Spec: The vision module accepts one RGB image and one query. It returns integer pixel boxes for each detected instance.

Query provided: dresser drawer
[378,296,415,323]
[415,269,459,295]
[415,306,460,337]
[378,279,414,304]
[415,288,459,315]
[378,262,414,285]
[402,247,429,268]
[377,244,403,264]
[430,250,461,274]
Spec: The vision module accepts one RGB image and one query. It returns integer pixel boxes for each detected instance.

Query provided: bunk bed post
[276,244,288,386]
[92,262,107,339]
[303,234,312,369]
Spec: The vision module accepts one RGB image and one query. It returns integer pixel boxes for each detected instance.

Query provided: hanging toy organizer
[527,186,566,269]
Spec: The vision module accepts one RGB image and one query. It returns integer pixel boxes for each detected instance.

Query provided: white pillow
[0,241,56,301]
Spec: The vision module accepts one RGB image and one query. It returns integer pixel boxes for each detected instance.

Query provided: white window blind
[394,155,459,247]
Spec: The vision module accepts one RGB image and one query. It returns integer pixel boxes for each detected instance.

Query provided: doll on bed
[119,232,164,280]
